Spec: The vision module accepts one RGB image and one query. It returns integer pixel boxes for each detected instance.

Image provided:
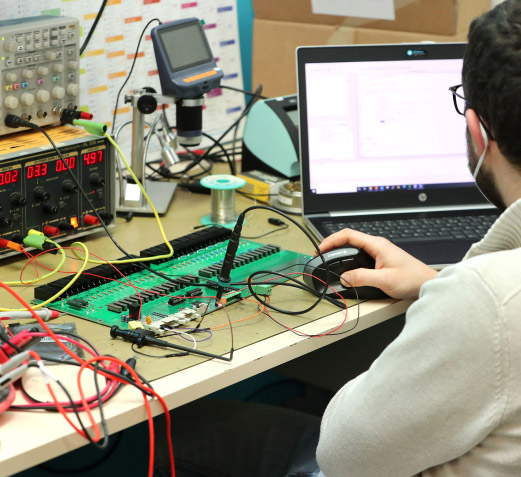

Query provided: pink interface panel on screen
[305,59,471,195]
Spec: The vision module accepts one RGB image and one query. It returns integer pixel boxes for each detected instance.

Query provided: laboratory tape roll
[200,174,246,227]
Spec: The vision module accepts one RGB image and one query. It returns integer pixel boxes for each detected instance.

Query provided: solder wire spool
[200,174,246,228]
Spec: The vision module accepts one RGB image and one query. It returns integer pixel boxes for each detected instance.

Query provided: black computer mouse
[303,247,388,300]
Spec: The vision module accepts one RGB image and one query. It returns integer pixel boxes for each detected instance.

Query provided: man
[316,1,521,475]
[155,2,521,475]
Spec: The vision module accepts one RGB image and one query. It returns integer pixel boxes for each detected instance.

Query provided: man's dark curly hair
[462,0,521,166]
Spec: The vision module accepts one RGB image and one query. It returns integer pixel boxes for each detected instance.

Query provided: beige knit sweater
[317,199,521,477]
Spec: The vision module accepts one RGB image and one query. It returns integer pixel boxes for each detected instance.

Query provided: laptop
[296,42,499,266]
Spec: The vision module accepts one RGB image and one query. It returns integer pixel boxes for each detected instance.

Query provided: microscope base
[116,180,177,215]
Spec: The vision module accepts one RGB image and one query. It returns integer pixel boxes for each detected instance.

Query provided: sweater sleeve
[316,264,507,477]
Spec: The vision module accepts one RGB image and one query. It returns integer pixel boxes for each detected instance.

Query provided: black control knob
[42,202,58,214]
[34,187,50,201]
[90,174,105,187]
[11,233,24,244]
[10,192,27,206]
[62,180,78,193]
[57,220,73,231]
[98,211,114,223]
[0,215,12,227]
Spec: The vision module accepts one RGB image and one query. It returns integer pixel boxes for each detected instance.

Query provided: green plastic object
[23,234,46,250]
[34,239,310,330]
[252,284,272,295]
[200,174,246,190]
[73,119,108,136]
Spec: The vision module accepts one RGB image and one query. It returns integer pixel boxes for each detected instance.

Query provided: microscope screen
[159,22,212,73]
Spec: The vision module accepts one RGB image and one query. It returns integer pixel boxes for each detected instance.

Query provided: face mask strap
[472,121,489,180]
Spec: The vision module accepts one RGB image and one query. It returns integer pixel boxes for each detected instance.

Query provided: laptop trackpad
[398,240,472,266]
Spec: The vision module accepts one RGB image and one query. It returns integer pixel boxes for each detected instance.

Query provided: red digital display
[26,163,48,179]
[83,150,104,166]
[0,169,19,185]
[56,156,76,172]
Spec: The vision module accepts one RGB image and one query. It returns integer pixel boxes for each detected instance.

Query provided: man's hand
[319,229,438,300]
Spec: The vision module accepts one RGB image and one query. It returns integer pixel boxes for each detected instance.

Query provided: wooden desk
[0,184,411,476]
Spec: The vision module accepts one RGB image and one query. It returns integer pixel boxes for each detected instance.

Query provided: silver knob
[36,89,51,103]
[4,72,17,82]
[4,95,19,110]
[66,83,80,97]
[20,93,35,106]
[3,40,18,53]
[51,86,65,99]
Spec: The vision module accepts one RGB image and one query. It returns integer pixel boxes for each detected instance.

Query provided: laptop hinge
[326,204,495,217]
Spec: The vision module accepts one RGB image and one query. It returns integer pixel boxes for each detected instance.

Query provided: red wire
[246,271,350,337]
[0,280,175,476]
[23,245,145,317]
[17,331,116,411]
[78,355,175,477]
[21,250,39,280]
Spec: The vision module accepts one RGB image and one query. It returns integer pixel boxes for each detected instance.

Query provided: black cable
[146,159,213,181]
[110,325,233,362]
[35,329,101,360]
[79,0,109,56]
[220,204,330,316]
[38,432,123,474]
[221,84,268,100]
[232,278,346,310]
[18,364,106,448]
[110,18,162,134]
[202,131,235,175]
[231,84,263,168]
[237,190,280,198]
[241,224,289,240]
[180,84,263,176]
[0,328,24,353]
[12,344,153,409]
[250,270,360,338]
[17,363,110,410]
[146,84,263,179]
[31,124,137,261]
[131,343,188,358]
[92,361,110,449]
[5,115,194,304]
[191,221,288,240]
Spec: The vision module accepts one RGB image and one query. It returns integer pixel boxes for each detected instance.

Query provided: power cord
[110,18,162,134]
[79,0,109,55]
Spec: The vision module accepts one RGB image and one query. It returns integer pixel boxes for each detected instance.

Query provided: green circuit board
[34,232,311,331]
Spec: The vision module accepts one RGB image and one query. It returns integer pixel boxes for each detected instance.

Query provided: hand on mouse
[318,228,438,300]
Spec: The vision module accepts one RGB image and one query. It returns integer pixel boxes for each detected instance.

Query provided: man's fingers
[340,268,388,291]
[319,228,385,258]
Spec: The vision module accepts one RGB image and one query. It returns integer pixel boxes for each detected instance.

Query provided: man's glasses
[448,84,467,115]
[449,84,495,140]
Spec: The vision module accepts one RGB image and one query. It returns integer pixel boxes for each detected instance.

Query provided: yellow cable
[0,241,90,312]
[5,239,66,286]
[70,132,174,265]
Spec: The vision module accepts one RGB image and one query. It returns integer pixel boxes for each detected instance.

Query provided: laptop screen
[297,43,490,215]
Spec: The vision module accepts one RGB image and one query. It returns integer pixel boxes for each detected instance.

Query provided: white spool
[200,174,246,227]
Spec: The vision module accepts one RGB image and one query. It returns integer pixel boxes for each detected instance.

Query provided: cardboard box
[253,0,489,36]
[252,19,467,97]
[252,19,355,97]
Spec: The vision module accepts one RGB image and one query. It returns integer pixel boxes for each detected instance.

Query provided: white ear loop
[472,121,489,180]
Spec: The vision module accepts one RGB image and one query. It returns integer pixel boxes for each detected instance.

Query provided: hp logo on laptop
[418,193,428,202]
[407,49,428,57]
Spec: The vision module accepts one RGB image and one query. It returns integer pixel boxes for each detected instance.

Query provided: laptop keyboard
[322,214,497,243]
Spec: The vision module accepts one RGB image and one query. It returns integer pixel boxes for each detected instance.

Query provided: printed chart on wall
[0,0,245,156]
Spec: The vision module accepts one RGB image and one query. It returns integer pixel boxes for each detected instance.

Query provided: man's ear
[465,108,487,153]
